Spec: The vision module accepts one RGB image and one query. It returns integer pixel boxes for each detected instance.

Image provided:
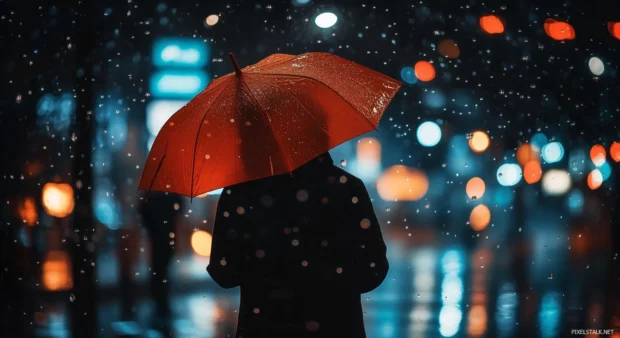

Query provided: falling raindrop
[16,94,22,104]
[69,294,76,302]
[340,160,347,167]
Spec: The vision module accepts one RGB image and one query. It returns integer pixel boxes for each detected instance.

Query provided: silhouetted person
[207,152,389,338]
[139,192,182,323]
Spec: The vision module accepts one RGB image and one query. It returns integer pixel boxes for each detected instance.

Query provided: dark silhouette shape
[139,192,182,323]
[207,152,389,338]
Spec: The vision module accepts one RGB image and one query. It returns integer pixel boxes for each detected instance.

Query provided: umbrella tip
[229,53,242,76]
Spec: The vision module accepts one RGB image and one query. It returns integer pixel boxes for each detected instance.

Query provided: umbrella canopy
[138,52,402,198]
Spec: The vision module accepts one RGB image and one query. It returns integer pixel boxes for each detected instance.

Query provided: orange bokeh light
[523,161,542,184]
[470,204,491,231]
[609,22,620,39]
[469,131,490,153]
[587,169,603,190]
[191,230,213,257]
[377,165,429,201]
[516,144,538,166]
[438,39,460,58]
[544,19,575,41]
[18,197,38,226]
[590,144,606,166]
[466,177,486,200]
[479,15,504,34]
[467,305,488,337]
[357,137,381,167]
[42,251,73,291]
[610,142,620,162]
[414,61,436,82]
[42,182,74,218]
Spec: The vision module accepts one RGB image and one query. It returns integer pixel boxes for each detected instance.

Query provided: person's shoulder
[328,166,365,187]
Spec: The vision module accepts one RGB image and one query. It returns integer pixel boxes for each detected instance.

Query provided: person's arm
[308,177,389,293]
[346,178,389,293]
[206,188,244,289]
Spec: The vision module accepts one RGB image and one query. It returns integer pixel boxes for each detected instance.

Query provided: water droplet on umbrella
[340,160,347,167]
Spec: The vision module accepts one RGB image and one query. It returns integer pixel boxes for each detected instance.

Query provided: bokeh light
[588,57,604,76]
[587,169,603,190]
[469,204,491,231]
[205,14,219,26]
[468,131,490,153]
[598,161,612,182]
[355,137,382,180]
[315,12,338,28]
[414,61,436,82]
[42,182,75,218]
[400,66,417,84]
[497,163,522,186]
[516,144,538,166]
[530,133,548,152]
[541,142,564,163]
[609,22,620,39]
[566,189,584,215]
[479,15,504,34]
[523,161,543,184]
[377,165,429,201]
[191,230,213,257]
[544,19,576,40]
[590,144,606,166]
[438,39,460,58]
[610,142,620,162]
[18,197,38,226]
[417,121,442,147]
[466,177,485,200]
[43,251,72,291]
[541,169,572,196]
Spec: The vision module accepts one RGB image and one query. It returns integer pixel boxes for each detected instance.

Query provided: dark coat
[207,152,389,338]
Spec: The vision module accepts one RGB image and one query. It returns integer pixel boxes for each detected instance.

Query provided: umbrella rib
[190,77,234,198]
[238,76,293,173]
[250,72,379,133]
[247,76,337,143]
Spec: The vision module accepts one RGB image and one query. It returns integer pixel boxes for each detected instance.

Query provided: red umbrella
[138,52,402,198]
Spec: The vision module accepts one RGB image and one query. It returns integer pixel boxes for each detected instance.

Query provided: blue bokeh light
[497,163,523,186]
[530,133,548,151]
[400,66,417,84]
[424,90,446,109]
[150,70,210,98]
[566,189,584,215]
[541,142,564,163]
[417,121,442,147]
[599,161,612,181]
[152,38,209,68]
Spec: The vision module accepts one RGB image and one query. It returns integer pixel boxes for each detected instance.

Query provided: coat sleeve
[309,177,389,294]
[206,188,244,289]
[347,178,389,293]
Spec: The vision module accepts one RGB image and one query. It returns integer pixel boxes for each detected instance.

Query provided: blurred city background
[1,0,619,337]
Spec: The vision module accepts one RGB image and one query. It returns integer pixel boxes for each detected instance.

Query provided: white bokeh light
[416,121,442,147]
[542,169,572,196]
[588,57,604,76]
[315,12,338,28]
